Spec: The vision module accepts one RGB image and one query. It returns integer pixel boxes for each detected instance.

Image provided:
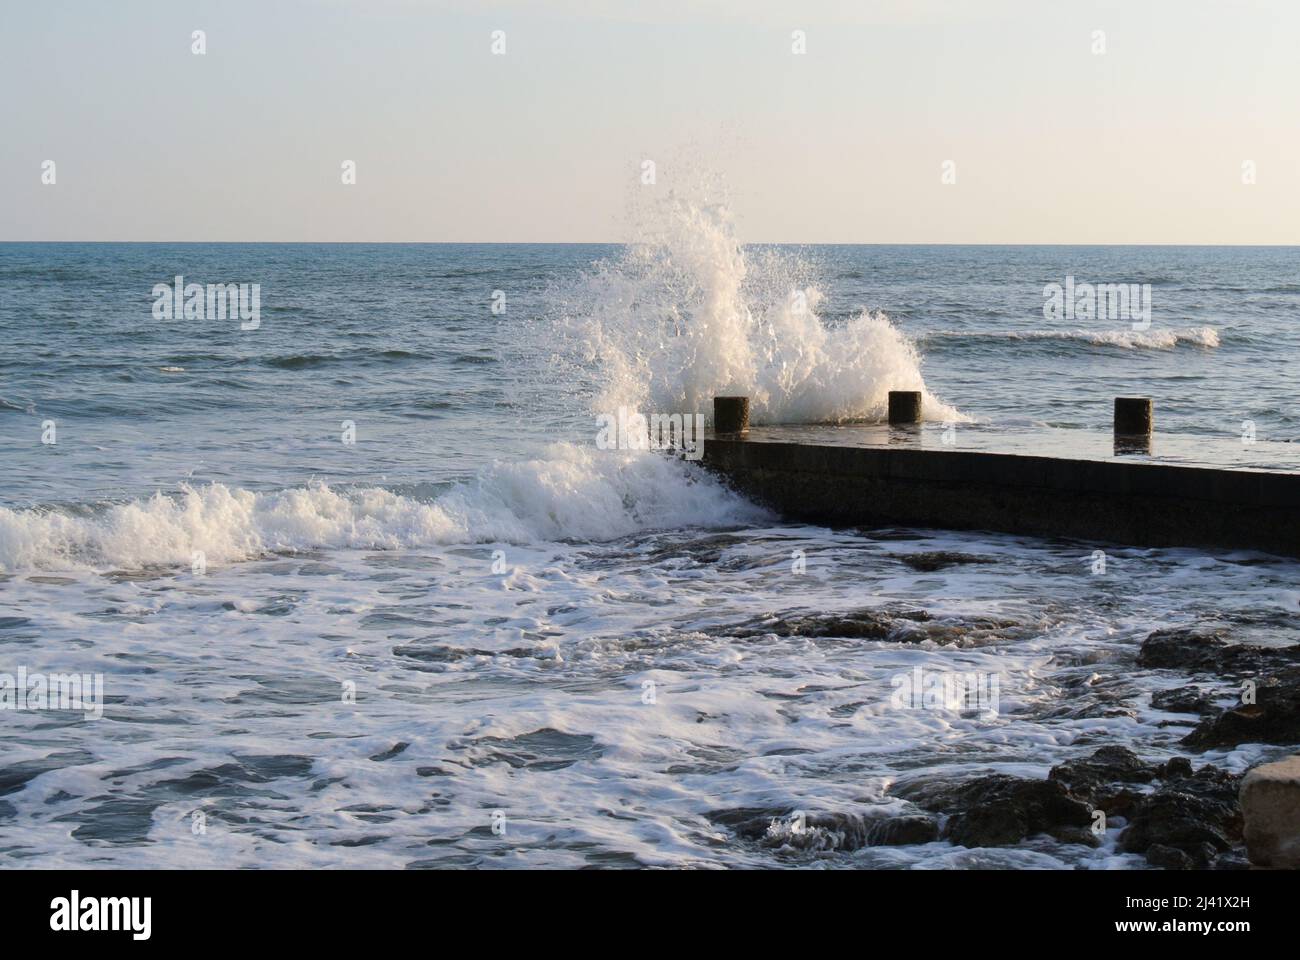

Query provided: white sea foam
[547,190,963,424]
[0,444,766,572]
[923,326,1221,350]
[4,521,1290,869]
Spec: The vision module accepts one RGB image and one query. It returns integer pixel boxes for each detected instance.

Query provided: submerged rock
[895,551,995,573]
[707,807,939,852]
[723,607,1026,648]
[1040,672,1140,722]
[727,608,929,641]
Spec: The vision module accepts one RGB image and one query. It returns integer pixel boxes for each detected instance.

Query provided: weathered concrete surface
[1241,756,1300,868]
[702,436,1300,556]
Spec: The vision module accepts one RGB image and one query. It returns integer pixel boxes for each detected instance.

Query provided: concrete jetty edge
[701,436,1300,556]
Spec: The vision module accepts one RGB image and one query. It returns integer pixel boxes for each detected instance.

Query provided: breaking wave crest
[0,444,767,572]
[546,188,962,424]
[921,326,1221,350]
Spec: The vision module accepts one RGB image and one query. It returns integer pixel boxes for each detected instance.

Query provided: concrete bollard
[888,390,922,425]
[1114,397,1153,436]
[1241,755,1300,868]
[714,396,750,434]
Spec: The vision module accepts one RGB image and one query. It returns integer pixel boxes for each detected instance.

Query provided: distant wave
[0,444,767,572]
[261,350,430,369]
[919,326,1220,350]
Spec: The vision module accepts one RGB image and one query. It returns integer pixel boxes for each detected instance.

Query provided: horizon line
[3,240,1299,248]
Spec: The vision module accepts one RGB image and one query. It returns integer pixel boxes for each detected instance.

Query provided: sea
[2,198,1298,868]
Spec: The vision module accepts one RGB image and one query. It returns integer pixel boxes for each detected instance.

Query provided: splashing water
[548,190,963,424]
[0,445,767,572]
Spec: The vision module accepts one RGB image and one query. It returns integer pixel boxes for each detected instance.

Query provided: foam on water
[0,444,766,572]
[922,326,1221,350]
[3,524,1293,869]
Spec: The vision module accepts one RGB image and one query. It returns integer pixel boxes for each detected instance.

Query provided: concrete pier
[701,417,1300,556]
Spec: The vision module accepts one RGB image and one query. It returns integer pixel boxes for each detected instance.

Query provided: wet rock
[896,551,994,573]
[895,748,1243,868]
[393,643,544,662]
[897,775,1094,847]
[728,608,929,641]
[1213,850,1252,870]
[1181,669,1300,749]
[1136,628,1300,750]
[946,805,1029,847]
[707,806,780,837]
[1048,747,1197,784]
[725,607,1026,648]
[1137,628,1237,670]
[1118,767,1242,868]
[1137,627,1300,674]
[1163,756,1194,779]
[1048,745,1156,814]
[865,815,941,846]
[1145,843,1196,870]
[918,616,1030,648]
[1152,686,1216,715]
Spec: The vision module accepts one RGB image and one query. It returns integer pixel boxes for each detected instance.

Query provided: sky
[2,0,1297,243]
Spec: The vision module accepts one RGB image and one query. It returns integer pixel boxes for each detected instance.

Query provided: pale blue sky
[2,0,1297,242]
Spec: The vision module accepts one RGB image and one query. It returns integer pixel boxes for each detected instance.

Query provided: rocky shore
[712,620,1300,868]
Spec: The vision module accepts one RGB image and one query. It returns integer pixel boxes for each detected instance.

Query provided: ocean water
[2,201,1298,868]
